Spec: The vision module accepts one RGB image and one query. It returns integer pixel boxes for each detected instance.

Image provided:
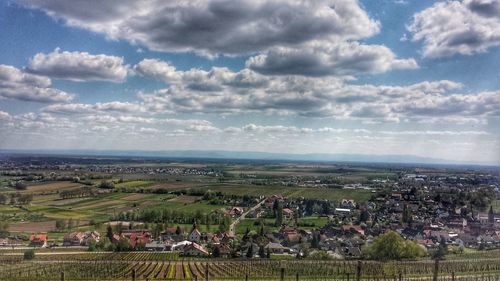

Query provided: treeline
[112,208,232,232]
[60,186,96,199]
[0,193,33,204]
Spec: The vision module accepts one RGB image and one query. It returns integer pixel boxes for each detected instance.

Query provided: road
[228,199,266,236]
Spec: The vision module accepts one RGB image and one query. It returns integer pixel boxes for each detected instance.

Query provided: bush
[98,181,115,189]
[14,181,27,190]
[363,231,426,261]
[24,249,35,260]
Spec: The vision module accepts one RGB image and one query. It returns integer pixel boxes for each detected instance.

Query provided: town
[1,155,499,262]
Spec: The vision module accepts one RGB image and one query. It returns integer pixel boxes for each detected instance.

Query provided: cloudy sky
[0,0,499,164]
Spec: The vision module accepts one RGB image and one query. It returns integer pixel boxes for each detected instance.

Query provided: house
[339,246,362,258]
[172,240,193,251]
[119,230,152,249]
[228,207,244,217]
[240,241,259,257]
[188,228,201,243]
[341,199,356,209]
[63,232,86,246]
[284,232,301,245]
[183,242,209,256]
[0,238,8,247]
[161,227,184,242]
[129,232,152,249]
[84,231,100,245]
[416,239,436,248]
[145,241,167,251]
[212,243,231,258]
[265,195,283,208]
[121,229,151,239]
[264,242,287,254]
[29,234,48,248]
[282,208,294,219]
[342,225,365,236]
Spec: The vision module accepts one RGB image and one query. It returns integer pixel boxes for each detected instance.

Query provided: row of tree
[59,186,96,199]
[0,193,33,205]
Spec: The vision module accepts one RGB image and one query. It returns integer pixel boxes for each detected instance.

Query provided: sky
[0,0,499,164]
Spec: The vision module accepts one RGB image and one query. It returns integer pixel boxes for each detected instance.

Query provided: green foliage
[212,246,220,258]
[308,250,331,260]
[430,237,448,260]
[363,231,426,261]
[98,180,115,189]
[23,249,35,260]
[115,237,131,252]
[468,186,495,211]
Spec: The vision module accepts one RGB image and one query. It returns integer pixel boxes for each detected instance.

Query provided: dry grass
[8,221,56,232]
[169,195,200,203]
[121,194,147,201]
[25,181,81,193]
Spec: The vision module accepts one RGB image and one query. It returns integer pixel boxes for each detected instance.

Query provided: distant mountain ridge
[1,149,498,167]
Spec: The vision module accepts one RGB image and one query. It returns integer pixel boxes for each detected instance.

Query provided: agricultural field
[236,216,329,235]
[200,183,374,201]
[492,200,500,213]
[2,253,500,280]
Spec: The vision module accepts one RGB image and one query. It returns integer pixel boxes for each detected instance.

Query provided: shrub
[24,249,35,260]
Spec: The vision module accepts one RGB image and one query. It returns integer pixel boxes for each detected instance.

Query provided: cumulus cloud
[42,102,145,114]
[135,59,270,89]
[246,41,418,77]
[0,111,10,120]
[27,48,128,82]
[20,1,418,78]
[18,0,380,56]
[0,64,73,103]
[409,0,500,57]
[134,60,498,121]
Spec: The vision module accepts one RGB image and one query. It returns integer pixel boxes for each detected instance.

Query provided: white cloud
[27,48,129,82]
[246,41,418,77]
[409,0,500,57]
[0,111,10,120]
[19,0,380,56]
[135,60,498,121]
[43,102,145,114]
[0,64,73,103]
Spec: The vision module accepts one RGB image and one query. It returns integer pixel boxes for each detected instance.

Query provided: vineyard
[2,254,500,281]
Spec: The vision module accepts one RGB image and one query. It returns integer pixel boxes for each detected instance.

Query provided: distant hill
[1,149,498,167]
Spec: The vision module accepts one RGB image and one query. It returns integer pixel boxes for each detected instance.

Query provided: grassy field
[492,200,500,213]
[235,216,329,234]
[202,183,374,202]
[114,180,155,188]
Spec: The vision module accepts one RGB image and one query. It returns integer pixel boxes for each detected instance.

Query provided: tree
[431,237,448,260]
[274,200,283,227]
[14,181,27,190]
[106,225,114,241]
[212,245,221,258]
[246,245,254,258]
[0,221,9,238]
[0,194,7,205]
[258,246,266,258]
[115,237,131,252]
[55,220,66,231]
[359,209,370,223]
[98,180,115,189]
[67,218,74,230]
[23,249,35,260]
[87,239,97,252]
[363,231,426,261]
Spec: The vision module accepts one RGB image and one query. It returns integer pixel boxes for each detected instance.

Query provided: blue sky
[0,0,499,164]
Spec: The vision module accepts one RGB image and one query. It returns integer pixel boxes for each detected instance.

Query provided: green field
[492,200,500,213]
[236,216,329,234]
[202,184,373,202]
